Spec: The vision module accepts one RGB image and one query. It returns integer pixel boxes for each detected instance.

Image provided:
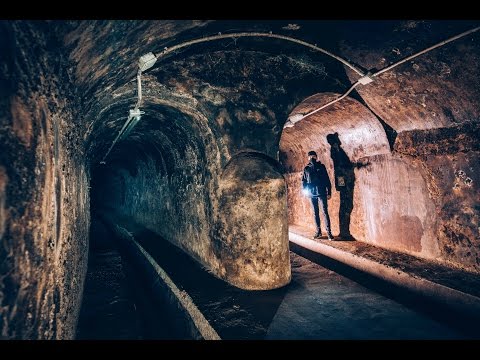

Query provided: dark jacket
[302,160,332,198]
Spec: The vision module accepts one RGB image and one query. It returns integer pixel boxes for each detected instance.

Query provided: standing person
[302,151,334,240]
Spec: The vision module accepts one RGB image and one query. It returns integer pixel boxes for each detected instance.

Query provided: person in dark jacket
[302,150,334,240]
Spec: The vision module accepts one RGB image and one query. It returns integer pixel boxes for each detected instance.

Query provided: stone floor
[266,253,466,339]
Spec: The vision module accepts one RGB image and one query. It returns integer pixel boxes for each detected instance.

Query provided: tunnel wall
[113,157,223,274]
[0,22,89,339]
[394,123,480,272]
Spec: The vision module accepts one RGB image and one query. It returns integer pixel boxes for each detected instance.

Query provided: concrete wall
[0,22,89,339]
[356,154,438,258]
[395,124,480,272]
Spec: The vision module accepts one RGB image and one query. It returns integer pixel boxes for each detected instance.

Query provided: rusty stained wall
[424,153,480,271]
[0,22,89,339]
[339,21,480,132]
[395,124,480,272]
[356,154,438,257]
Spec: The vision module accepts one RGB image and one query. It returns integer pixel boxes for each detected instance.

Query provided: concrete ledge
[104,216,220,340]
[289,231,480,319]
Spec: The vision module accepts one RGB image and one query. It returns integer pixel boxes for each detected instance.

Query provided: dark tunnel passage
[83,101,292,338]
[88,99,292,291]
[1,20,480,339]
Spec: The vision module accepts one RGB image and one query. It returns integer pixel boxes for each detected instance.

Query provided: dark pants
[310,196,332,236]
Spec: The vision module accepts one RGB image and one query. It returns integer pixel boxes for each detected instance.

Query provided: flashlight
[302,188,311,196]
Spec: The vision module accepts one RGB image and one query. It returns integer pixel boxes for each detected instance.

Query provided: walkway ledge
[289,230,480,321]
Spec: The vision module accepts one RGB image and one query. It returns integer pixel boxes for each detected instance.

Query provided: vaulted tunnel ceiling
[58,20,480,171]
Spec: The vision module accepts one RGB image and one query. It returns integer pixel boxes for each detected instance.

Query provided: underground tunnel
[1,20,480,340]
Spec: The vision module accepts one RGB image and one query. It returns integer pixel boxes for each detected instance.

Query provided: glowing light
[302,188,311,196]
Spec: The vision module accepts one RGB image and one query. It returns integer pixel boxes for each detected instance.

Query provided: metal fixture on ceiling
[100,52,157,164]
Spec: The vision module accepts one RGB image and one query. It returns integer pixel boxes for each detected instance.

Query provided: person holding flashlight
[302,151,334,240]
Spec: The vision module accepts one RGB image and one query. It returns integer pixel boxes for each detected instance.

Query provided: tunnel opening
[79,100,221,338]
[278,79,480,275]
[280,93,392,241]
[79,96,294,338]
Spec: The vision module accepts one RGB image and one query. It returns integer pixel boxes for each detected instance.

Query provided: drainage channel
[103,214,287,340]
[76,214,176,339]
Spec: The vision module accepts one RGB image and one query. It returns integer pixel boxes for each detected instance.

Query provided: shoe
[327,234,334,241]
[313,231,322,239]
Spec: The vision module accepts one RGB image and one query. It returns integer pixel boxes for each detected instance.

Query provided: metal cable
[288,26,480,126]
[154,32,365,77]
[289,81,361,124]
[100,70,144,163]
[372,26,480,78]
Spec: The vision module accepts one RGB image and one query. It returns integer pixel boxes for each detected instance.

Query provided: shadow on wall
[327,132,370,240]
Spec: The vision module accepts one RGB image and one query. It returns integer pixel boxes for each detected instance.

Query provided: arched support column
[213,152,291,290]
